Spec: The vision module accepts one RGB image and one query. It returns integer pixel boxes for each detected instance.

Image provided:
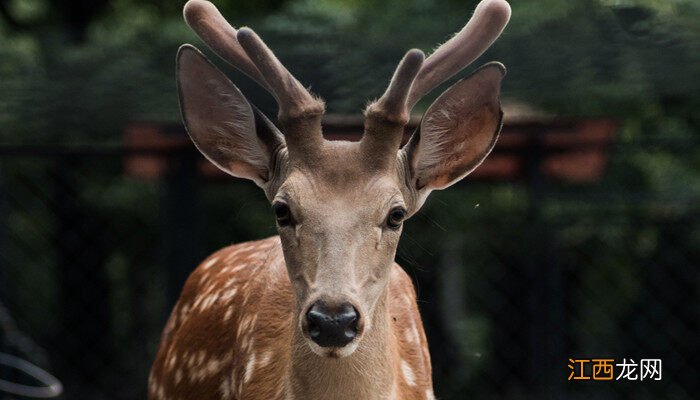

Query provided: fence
[0,133,698,399]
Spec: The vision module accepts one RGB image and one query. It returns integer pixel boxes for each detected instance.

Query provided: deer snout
[305,301,359,348]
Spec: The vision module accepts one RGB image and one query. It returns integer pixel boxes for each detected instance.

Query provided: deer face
[177,0,510,358]
[271,142,408,357]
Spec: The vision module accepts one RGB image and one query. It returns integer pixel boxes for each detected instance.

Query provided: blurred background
[0,0,698,399]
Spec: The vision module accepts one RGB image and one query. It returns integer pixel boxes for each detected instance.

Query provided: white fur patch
[199,294,218,310]
[221,288,238,301]
[225,248,243,261]
[244,353,257,383]
[148,378,157,395]
[401,360,416,387]
[258,351,273,368]
[219,376,231,399]
[406,321,420,345]
[166,352,177,370]
[202,257,219,270]
[224,307,234,322]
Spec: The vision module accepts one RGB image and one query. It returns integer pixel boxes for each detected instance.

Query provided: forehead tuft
[279,141,403,202]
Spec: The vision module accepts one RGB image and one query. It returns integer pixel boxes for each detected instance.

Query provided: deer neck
[286,290,398,400]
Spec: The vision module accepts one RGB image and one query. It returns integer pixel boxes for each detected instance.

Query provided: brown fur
[149,237,433,400]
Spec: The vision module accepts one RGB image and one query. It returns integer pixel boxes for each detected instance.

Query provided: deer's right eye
[273,202,293,227]
[386,207,407,230]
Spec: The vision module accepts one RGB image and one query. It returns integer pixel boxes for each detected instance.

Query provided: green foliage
[1,0,699,138]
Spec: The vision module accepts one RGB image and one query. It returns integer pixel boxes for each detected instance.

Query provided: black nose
[306,301,359,348]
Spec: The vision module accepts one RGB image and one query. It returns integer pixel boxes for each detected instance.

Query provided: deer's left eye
[273,202,293,227]
[386,207,407,230]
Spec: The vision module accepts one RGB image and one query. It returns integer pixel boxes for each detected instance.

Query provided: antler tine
[361,49,424,165]
[406,0,511,110]
[183,0,271,92]
[237,28,325,123]
[371,49,425,123]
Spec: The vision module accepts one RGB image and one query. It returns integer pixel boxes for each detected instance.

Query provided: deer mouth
[305,337,361,359]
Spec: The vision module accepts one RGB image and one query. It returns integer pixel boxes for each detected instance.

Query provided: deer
[149,0,511,399]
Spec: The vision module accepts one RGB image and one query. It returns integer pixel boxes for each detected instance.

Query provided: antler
[362,0,511,160]
[183,0,325,155]
[406,0,511,110]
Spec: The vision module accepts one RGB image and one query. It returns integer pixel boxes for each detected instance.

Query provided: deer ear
[402,62,505,206]
[177,44,284,188]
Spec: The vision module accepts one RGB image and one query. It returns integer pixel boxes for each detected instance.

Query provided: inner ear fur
[403,62,505,194]
[176,44,284,187]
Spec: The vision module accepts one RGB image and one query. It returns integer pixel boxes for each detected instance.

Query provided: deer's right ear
[401,63,505,209]
[177,44,285,188]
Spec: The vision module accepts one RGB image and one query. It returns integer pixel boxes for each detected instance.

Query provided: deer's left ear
[402,62,505,207]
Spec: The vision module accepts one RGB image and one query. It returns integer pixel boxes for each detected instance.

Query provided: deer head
[177,0,510,358]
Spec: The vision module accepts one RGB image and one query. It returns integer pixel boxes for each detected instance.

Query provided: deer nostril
[306,302,359,348]
[307,310,323,339]
[337,306,358,337]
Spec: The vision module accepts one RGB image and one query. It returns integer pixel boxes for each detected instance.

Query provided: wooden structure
[123,111,618,183]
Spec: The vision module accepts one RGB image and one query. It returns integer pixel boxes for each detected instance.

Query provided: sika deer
[149,1,511,399]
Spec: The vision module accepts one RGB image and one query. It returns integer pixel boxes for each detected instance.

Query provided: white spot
[231,264,248,273]
[219,377,232,399]
[205,358,223,376]
[240,333,250,350]
[179,304,190,319]
[202,257,219,270]
[192,295,204,310]
[221,288,238,301]
[167,352,178,370]
[258,351,272,368]
[203,283,218,296]
[235,323,242,340]
[249,314,258,330]
[235,314,253,339]
[401,360,416,387]
[200,294,219,310]
[238,243,254,252]
[240,313,257,332]
[225,248,243,261]
[175,369,183,385]
[148,378,157,394]
[405,327,416,344]
[244,353,256,383]
[405,321,420,345]
[425,389,436,400]
[224,307,234,322]
[195,351,206,367]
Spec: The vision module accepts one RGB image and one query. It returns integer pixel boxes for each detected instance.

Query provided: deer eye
[272,202,293,227]
[386,207,407,230]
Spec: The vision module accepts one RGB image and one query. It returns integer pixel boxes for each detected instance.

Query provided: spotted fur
[149,236,433,400]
